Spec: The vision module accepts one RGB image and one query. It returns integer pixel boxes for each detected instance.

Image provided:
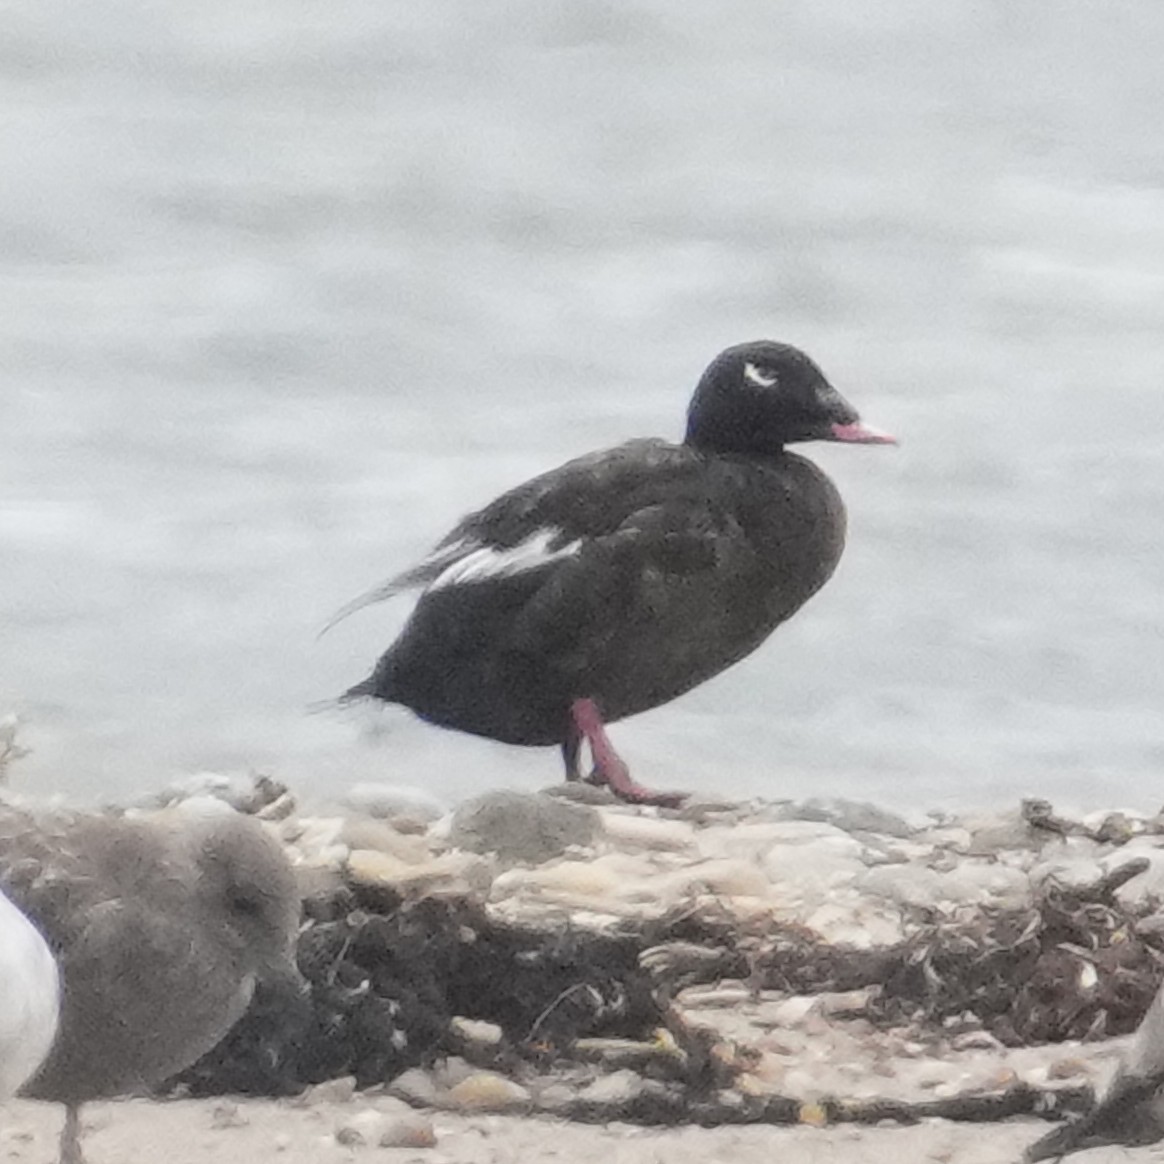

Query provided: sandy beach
[8,778,1164,1163]
[0,1096,1110,1164]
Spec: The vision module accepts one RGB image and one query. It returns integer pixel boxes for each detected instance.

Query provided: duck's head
[684,340,896,455]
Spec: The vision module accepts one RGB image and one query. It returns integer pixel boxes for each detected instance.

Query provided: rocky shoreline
[72,773,1145,1151]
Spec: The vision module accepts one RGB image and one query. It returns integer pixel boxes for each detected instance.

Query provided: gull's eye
[228,888,263,919]
[743,362,778,388]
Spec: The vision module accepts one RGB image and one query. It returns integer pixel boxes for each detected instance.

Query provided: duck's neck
[683,428,792,459]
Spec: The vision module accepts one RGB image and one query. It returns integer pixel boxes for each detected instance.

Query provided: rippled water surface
[3,1,1164,810]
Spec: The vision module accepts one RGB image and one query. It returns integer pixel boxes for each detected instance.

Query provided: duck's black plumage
[337,341,894,803]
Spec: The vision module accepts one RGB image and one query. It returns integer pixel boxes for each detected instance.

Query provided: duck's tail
[305,676,378,716]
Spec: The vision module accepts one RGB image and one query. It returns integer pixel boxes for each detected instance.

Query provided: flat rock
[339,817,431,863]
[759,833,868,897]
[340,782,446,823]
[654,859,773,900]
[389,1067,441,1107]
[143,771,286,814]
[449,1017,503,1048]
[575,1068,650,1106]
[1106,838,1164,905]
[450,791,602,865]
[346,849,493,896]
[801,896,906,947]
[597,811,697,853]
[1029,855,1106,893]
[378,1113,437,1148]
[333,1104,427,1147]
[299,1076,358,1106]
[778,798,916,839]
[444,1071,531,1111]
[858,860,1029,909]
[490,852,662,916]
[957,809,1038,855]
[702,819,860,861]
[540,782,622,806]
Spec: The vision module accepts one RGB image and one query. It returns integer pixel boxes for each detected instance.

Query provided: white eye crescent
[743,362,778,388]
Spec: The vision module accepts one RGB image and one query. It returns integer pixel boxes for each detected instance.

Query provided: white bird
[0,887,60,1098]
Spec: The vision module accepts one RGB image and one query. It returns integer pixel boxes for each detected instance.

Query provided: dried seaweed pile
[171,853,1164,1105]
[174,879,666,1097]
[870,879,1164,1044]
[676,858,1164,1043]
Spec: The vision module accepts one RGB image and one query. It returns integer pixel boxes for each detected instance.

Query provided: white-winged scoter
[334,341,895,806]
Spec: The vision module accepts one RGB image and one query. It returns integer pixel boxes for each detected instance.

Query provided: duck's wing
[505,487,755,668]
[321,439,686,633]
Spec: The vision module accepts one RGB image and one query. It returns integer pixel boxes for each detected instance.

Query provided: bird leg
[566,698,688,808]
[60,1104,85,1164]
[561,727,584,782]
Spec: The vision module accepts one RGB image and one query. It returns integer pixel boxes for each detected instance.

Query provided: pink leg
[568,699,688,808]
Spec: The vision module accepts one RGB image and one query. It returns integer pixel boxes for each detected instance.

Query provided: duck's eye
[743,362,778,388]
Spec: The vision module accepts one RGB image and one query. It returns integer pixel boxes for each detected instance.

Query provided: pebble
[765,995,819,1027]
[444,1071,532,1111]
[540,780,624,805]
[818,988,877,1017]
[575,1068,649,1105]
[1029,855,1105,892]
[450,1016,503,1047]
[491,852,647,903]
[759,832,869,894]
[959,809,1037,855]
[801,897,905,948]
[1046,1055,1091,1080]
[340,782,446,823]
[209,1102,248,1129]
[340,818,432,863]
[597,812,698,853]
[256,792,298,821]
[293,863,347,906]
[430,1056,477,1089]
[859,860,1028,909]
[949,1030,1005,1052]
[779,798,916,839]
[701,819,860,863]
[333,1106,428,1147]
[144,771,271,813]
[677,982,753,1009]
[379,1114,438,1148]
[346,849,493,896]
[300,1076,359,1105]
[285,815,347,856]
[449,790,602,865]
[389,1068,442,1107]
[1082,807,1144,839]
[655,859,772,899]
[1107,840,1164,904]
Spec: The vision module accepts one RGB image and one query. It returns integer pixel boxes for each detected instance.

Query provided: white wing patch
[430,529,582,590]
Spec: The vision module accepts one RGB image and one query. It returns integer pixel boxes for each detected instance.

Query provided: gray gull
[0,805,302,1164]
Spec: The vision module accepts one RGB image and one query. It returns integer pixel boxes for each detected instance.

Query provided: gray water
[3,0,1164,812]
